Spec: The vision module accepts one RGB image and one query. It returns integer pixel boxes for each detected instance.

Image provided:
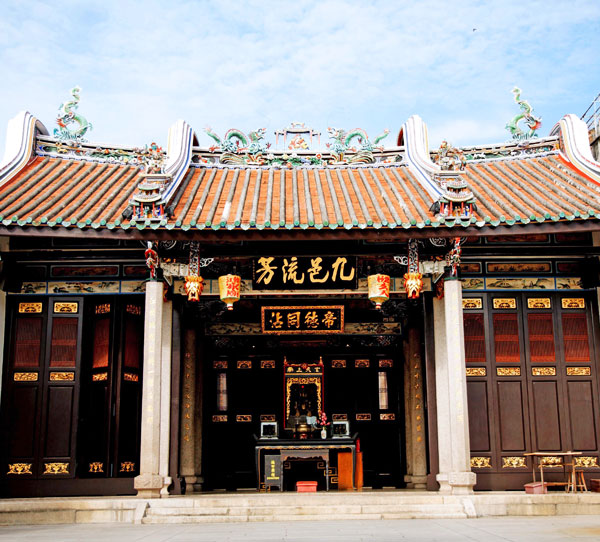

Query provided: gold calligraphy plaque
[463,298,483,309]
[261,305,344,334]
[53,302,78,313]
[471,457,492,469]
[19,302,42,313]
[7,463,32,475]
[14,372,38,381]
[43,462,69,474]
[562,298,585,309]
[497,367,520,376]
[567,366,591,376]
[493,298,516,309]
[50,371,75,381]
[532,367,556,376]
[502,456,526,469]
[466,367,486,377]
[527,298,551,309]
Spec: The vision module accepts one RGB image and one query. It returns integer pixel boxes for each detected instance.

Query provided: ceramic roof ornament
[506,87,542,140]
[54,86,93,142]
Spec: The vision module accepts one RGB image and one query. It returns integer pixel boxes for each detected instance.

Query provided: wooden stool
[565,464,587,492]
[574,470,587,492]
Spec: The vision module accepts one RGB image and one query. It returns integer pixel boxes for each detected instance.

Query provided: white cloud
[0,0,599,152]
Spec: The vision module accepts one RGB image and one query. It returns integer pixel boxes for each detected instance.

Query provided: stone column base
[448,471,477,494]
[411,474,428,489]
[436,473,451,493]
[134,473,164,498]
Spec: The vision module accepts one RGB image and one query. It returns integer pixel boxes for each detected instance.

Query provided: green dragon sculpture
[204,127,267,164]
[327,127,389,164]
[505,87,542,140]
[54,86,93,142]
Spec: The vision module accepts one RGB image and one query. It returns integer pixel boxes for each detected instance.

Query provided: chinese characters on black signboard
[253,256,357,290]
[261,306,344,334]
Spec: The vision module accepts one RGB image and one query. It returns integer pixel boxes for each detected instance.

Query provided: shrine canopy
[1,98,600,241]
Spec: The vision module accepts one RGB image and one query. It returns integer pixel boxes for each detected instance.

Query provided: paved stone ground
[1,517,600,542]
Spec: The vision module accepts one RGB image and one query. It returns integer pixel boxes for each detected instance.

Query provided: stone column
[433,295,451,493]
[407,327,427,489]
[403,339,413,487]
[159,299,172,496]
[434,279,476,494]
[135,281,167,498]
[179,329,198,492]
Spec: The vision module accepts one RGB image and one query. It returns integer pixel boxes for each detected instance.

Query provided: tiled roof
[0,151,599,235]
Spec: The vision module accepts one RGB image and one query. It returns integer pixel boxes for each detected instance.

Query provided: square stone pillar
[135,281,171,498]
[433,279,476,494]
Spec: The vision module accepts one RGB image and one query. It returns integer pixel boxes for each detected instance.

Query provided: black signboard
[252,256,358,290]
[261,306,344,334]
[264,454,282,490]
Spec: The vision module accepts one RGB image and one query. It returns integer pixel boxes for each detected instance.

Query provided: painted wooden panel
[467,381,491,451]
[8,386,38,457]
[43,386,74,458]
[567,381,597,451]
[497,381,526,451]
[531,381,562,451]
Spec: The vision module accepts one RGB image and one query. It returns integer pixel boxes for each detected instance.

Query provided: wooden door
[465,293,600,489]
[78,297,144,479]
[1,297,83,482]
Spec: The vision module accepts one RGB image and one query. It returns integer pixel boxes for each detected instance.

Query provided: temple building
[1,88,600,499]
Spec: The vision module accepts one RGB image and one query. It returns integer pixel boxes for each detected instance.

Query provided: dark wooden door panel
[497,381,526,451]
[531,381,562,451]
[43,386,74,458]
[467,381,490,451]
[8,386,38,458]
[567,380,597,450]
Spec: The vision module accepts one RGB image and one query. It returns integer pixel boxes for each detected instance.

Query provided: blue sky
[1,0,599,154]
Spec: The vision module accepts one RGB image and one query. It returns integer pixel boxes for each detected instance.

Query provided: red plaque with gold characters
[261,305,344,334]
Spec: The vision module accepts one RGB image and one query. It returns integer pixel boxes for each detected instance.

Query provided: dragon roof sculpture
[54,86,93,142]
[506,87,542,141]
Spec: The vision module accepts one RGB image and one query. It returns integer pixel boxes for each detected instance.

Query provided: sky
[0,0,599,154]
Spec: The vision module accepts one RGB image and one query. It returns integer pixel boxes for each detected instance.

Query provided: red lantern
[218,274,241,310]
[368,274,390,309]
[184,275,204,302]
[404,272,423,299]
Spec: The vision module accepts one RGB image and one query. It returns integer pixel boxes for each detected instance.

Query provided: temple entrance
[180,296,425,492]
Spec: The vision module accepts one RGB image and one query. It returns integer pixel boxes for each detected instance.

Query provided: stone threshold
[2,491,600,525]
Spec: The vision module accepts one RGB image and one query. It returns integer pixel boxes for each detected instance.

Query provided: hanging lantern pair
[368,274,390,309]
[218,274,241,310]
